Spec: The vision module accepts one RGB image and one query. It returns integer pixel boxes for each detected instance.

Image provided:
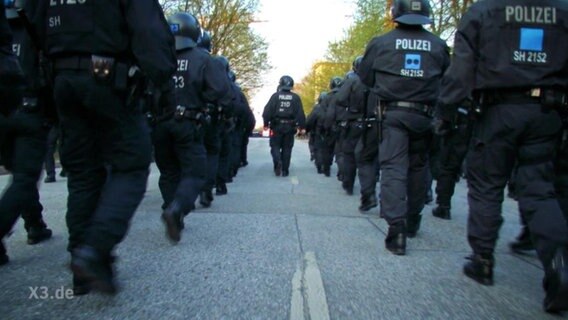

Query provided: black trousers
[217,124,232,185]
[152,118,206,214]
[203,119,222,191]
[53,70,151,255]
[357,122,379,197]
[44,125,59,178]
[379,109,432,226]
[0,110,48,247]
[269,124,296,172]
[316,129,336,173]
[229,128,243,174]
[466,103,568,269]
[240,129,250,164]
[435,116,471,207]
[341,121,364,190]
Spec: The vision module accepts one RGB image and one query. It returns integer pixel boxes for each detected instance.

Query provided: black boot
[0,241,8,266]
[385,224,406,256]
[216,183,227,195]
[274,162,282,176]
[70,246,117,294]
[199,191,212,208]
[161,202,183,243]
[544,247,568,313]
[509,227,535,254]
[359,194,378,212]
[432,205,451,220]
[406,215,422,238]
[463,253,494,286]
[27,224,53,245]
[282,169,289,177]
[317,166,323,174]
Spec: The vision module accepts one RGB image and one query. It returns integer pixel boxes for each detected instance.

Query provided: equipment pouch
[91,55,115,83]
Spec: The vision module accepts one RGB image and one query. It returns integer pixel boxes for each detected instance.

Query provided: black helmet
[279,75,294,91]
[168,12,201,51]
[352,56,363,73]
[5,0,25,19]
[317,91,328,104]
[228,70,236,83]
[198,30,212,52]
[344,70,356,80]
[329,76,343,90]
[391,0,432,25]
[216,56,230,73]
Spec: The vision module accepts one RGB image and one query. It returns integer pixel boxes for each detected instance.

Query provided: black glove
[432,118,452,136]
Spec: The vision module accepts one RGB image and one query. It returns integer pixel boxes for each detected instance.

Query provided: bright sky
[249,0,356,123]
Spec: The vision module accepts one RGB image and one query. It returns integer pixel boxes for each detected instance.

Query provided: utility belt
[17,97,40,113]
[273,118,296,125]
[53,55,132,91]
[386,101,432,115]
[476,88,567,108]
[174,106,210,124]
[336,120,348,128]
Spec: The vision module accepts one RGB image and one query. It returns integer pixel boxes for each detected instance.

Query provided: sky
[249,0,356,123]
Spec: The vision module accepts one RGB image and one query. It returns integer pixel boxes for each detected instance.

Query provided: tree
[159,0,271,96]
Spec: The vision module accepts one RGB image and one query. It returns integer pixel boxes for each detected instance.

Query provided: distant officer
[306,91,327,173]
[240,104,256,168]
[323,76,346,181]
[357,91,380,212]
[317,77,343,177]
[159,13,233,241]
[435,0,568,313]
[32,0,177,294]
[0,0,53,266]
[360,0,450,255]
[228,78,250,179]
[216,56,235,194]
[431,106,471,220]
[336,57,369,195]
[262,76,306,177]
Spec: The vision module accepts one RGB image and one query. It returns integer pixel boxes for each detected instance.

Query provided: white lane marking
[290,263,305,320]
[304,252,330,320]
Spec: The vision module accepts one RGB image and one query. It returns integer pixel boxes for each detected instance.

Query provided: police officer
[357,91,380,212]
[317,77,343,177]
[306,91,327,173]
[159,13,233,241]
[336,57,369,195]
[32,0,177,294]
[240,103,256,168]
[0,0,53,266]
[435,0,568,313]
[196,30,223,208]
[228,77,250,179]
[262,76,306,177]
[431,106,471,220]
[360,0,450,255]
[216,56,235,194]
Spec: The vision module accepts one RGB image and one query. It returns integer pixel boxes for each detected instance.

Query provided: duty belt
[481,88,544,105]
[276,119,295,124]
[386,101,431,113]
[53,56,91,71]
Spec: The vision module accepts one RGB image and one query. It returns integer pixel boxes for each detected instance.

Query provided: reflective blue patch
[4,0,15,8]
[404,54,421,70]
[170,24,180,33]
[520,28,544,52]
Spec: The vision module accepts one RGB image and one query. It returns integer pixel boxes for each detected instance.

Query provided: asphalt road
[0,138,565,320]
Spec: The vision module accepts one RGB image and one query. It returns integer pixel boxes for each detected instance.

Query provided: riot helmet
[279,75,294,91]
[216,56,230,73]
[5,0,25,19]
[352,56,363,73]
[344,70,356,80]
[228,70,236,83]
[329,76,343,90]
[167,12,201,51]
[391,0,432,25]
[317,91,328,104]
[198,30,212,53]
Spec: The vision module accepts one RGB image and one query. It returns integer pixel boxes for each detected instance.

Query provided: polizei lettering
[50,0,87,5]
[177,59,189,72]
[505,6,557,24]
[395,39,431,52]
[278,94,293,101]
